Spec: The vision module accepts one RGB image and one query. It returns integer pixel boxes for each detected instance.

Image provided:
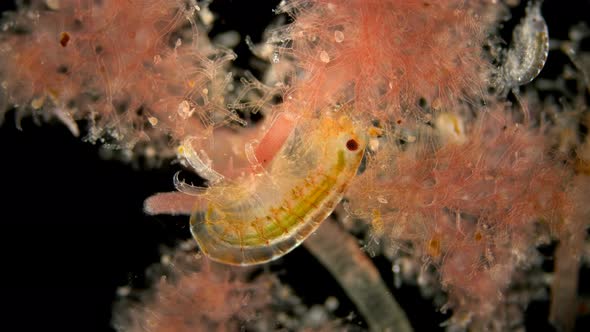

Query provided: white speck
[177,100,194,119]
[213,30,241,49]
[241,293,251,306]
[148,116,158,127]
[145,146,156,159]
[319,50,330,63]
[305,305,328,327]
[325,296,339,311]
[45,0,60,10]
[369,138,380,151]
[199,7,215,26]
[52,107,80,137]
[31,97,45,110]
[334,30,344,43]
[116,286,131,297]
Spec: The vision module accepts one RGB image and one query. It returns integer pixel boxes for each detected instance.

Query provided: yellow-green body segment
[190,114,366,265]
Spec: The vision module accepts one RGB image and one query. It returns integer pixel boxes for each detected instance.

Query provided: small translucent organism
[185,112,367,265]
[434,112,467,145]
[501,0,549,89]
[177,138,224,185]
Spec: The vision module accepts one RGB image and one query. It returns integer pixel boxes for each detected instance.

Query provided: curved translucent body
[190,113,366,265]
[503,0,549,87]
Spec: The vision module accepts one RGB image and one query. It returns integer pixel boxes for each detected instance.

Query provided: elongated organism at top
[184,112,367,266]
[502,0,549,89]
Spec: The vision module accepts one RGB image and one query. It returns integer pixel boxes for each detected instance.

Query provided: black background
[0,1,588,331]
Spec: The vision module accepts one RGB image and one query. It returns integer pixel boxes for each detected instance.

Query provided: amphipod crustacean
[188,111,366,265]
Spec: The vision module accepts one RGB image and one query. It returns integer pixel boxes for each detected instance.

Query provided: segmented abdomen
[190,115,365,265]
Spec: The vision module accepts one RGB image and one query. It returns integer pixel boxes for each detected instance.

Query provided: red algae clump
[274,0,501,120]
[113,247,274,332]
[113,243,359,331]
[2,1,589,331]
[0,0,237,162]
[347,106,573,323]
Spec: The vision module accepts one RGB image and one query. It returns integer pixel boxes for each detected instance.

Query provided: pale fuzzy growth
[347,106,572,322]
[113,247,274,332]
[274,0,501,120]
[0,0,236,161]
